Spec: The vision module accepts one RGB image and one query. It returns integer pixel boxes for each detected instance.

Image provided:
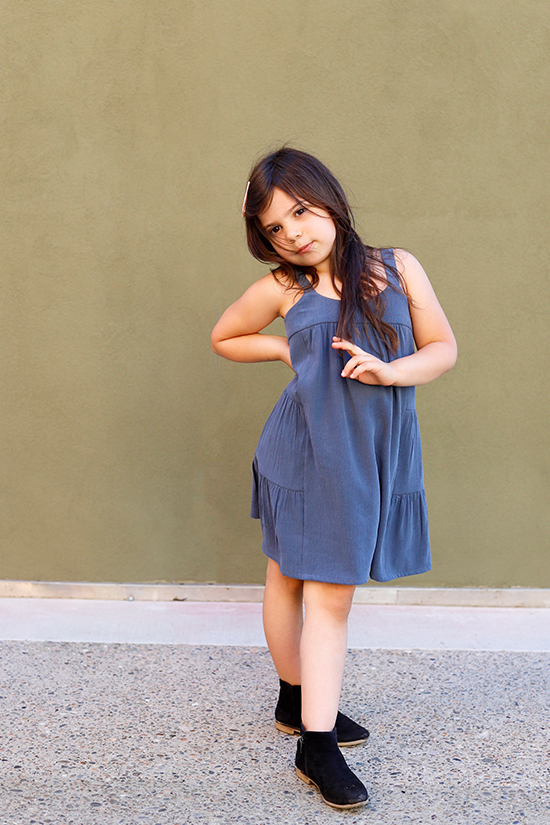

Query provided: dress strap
[380,248,398,284]
[295,269,310,289]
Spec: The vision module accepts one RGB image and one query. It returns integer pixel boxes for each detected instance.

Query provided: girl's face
[259,188,336,276]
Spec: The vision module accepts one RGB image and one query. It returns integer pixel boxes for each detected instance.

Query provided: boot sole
[275,721,369,747]
[296,767,368,810]
[275,720,299,735]
[336,737,369,748]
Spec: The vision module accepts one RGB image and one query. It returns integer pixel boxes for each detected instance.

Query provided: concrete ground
[0,599,549,824]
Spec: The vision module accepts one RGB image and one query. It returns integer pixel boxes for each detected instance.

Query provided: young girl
[211,148,457,810]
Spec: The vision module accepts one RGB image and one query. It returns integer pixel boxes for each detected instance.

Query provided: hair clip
[241,180,251,217]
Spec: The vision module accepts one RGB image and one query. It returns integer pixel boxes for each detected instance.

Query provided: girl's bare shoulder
[393,248,427,280]
[241,269,286,298]
[232,268,298,318]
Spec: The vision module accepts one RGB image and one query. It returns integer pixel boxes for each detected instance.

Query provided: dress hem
[261,545,432,585]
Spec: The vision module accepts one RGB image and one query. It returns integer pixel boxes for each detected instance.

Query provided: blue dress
[251,249,431,585]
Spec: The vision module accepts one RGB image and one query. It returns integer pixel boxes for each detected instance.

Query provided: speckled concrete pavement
[1,641,549,825]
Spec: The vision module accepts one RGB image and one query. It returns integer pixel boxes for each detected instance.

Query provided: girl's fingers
[334,339,382,380]
[352,363,375,376]
[332,337,357,349]
[341,355,361,375]
[342,355,375,377]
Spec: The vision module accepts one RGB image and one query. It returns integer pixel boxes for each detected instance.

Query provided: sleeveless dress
[251,249,430,585]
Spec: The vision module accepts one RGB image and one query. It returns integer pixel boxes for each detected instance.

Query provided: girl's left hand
[332,337,397,386]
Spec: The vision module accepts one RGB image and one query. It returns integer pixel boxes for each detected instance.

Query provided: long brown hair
[243,147,408,354]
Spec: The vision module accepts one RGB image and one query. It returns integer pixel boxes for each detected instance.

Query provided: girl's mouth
[297,242,313,254]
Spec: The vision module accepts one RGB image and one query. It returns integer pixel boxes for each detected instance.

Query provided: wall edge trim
[0,581,549,607]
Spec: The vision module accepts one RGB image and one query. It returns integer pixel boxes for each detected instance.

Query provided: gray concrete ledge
[0,579,549,606]
[1,598,549,650]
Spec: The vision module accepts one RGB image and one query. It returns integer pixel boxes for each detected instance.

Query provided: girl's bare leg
[300,580,355,731]
[262,558,304,685]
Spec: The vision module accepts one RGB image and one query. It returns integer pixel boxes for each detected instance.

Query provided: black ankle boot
[275,680,370,746]
[295,728,368,810]
[275,679,302,734]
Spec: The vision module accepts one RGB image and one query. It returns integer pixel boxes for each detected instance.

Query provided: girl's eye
[270,226,281,235]
[295,207,306,216]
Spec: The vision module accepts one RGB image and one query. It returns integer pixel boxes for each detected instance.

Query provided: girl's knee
[303,581,355,620]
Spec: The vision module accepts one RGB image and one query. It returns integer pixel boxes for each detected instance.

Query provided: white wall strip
[0,580,549,607]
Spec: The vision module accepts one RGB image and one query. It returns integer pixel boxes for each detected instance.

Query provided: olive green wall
[1,1,548,586]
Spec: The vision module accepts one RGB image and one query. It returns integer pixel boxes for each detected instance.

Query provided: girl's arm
[211,273,292,368]
[333,250,457,386]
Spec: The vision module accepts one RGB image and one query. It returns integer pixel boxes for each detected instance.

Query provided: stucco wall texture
[1,1,549,587]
